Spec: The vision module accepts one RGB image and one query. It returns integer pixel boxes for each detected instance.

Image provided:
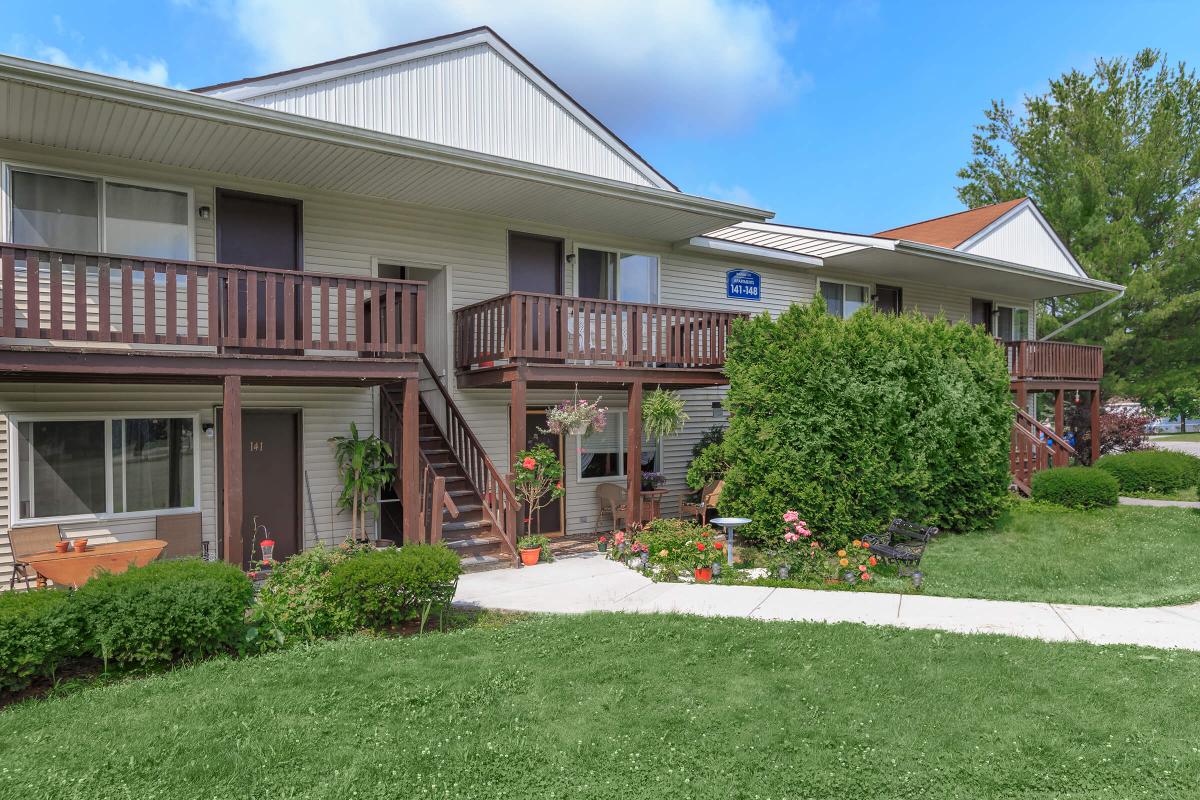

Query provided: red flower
[555,481,563,490]
[862,572,872,581]
[859,564,867,572]
[868,556,877,566]
[696,542,706,551]
[521,456,537,470]
[714,540,724,549]
[599,536,607,542]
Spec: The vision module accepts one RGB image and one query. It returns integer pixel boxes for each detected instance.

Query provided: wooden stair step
[442,518,492,533]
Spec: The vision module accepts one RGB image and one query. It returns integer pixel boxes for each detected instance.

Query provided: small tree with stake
[512,444,565,537]
[329,422,394,542]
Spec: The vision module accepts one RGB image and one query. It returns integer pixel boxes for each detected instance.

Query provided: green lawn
[1153,432,1200,441]
[921,504,1200,606]
[3,614,1199,799]
[1122,486,1199,501]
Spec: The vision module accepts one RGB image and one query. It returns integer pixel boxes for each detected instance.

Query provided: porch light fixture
[710,516,751,566]
[197,205,211,219]
[202,423,215,438]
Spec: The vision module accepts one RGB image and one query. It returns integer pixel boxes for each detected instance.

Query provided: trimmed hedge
[326,545,461,631]
[72,558,253,668]
[1031,467,1119,509]
[1096,450,1200,494]
[0,589,78,692]
[721,301,1012,548]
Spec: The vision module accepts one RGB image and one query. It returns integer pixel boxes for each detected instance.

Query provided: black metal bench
[862,518,938,576]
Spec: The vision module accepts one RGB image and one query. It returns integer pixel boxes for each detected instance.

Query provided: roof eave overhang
[0,55,773,239]
[893,240,1124,296]
[678,236,823,267]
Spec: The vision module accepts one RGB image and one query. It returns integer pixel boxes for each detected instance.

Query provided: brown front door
[525,410,564,537]
[508,231,563,294]
[217,190,303,346]
[876,285,902,314]
[226,410,301,567]
[971,298,994,334]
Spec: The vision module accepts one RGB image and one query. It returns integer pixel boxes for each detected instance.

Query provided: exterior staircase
[379,356,520,572]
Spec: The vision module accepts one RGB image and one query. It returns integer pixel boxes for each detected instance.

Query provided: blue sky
[4,1,1198,232]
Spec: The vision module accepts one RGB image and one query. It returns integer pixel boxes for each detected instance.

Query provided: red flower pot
[694,567,713,583]
[54,541,70,553]
[519,547,541,567]
[72,539,89,553]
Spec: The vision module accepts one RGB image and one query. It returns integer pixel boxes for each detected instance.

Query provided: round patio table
[24,539,167,589]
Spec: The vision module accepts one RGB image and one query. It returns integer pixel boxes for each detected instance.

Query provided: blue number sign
[726,269,761,300]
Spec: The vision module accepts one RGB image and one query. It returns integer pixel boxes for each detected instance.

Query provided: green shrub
[1031,467,1119,509]
[325,545,461,631]
[248,540,372,649]
[1096,450,1200,494]
[721,300,1012,548]
[72,559,253,668]
[0,589,79,692]
[686,439,729,491]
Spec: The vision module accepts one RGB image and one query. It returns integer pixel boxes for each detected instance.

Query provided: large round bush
[1031,467,1119,509]
[326,545,461,631]
[1095,450,1200,494]
[72,558,253,668]
[0,589,79,692]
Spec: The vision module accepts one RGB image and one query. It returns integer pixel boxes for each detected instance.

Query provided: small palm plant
[329,422,395,542]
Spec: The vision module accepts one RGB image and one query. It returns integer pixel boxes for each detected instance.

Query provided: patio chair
[680,480,724,524]
[156,513,208,560]
[595,483,629,531]
[862,518,938,576]
[7,524,62,590]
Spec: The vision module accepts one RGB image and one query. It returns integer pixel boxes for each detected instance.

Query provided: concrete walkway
[1119,496,1200,509]
[455,554,1200,651]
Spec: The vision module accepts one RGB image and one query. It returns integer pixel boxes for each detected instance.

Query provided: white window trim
[994,303,1032,340]
[8,411,202,528]
[572,242,662,304]
[1,161,196,260]
[575,409,663,484]
[817,278,873,319]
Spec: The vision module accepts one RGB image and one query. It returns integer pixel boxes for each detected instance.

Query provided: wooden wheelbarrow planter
[862,519,937,577]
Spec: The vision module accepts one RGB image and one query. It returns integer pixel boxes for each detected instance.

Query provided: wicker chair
[156,513,207,560]
[8,524,62,590]
[595,483,629,531]
[681,480,724,524]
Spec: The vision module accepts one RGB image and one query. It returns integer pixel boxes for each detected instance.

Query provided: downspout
[1038,288,1125,342]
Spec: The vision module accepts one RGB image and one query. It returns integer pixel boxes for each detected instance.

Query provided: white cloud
[32,44,171,85]
[217,0,805,136]
[699,182,761,208]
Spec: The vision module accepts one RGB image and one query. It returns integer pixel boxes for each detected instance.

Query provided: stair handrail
[417,353,519,563]
[380,389,458,544]
[1013,404,1077,456]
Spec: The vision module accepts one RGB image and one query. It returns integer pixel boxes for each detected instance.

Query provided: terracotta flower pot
[694,566,713,583]
[54,541,70,553]
[519,547,541,567]
[72,539,89,553]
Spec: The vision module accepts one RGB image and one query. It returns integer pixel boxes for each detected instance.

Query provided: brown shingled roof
[874,198,1027,249]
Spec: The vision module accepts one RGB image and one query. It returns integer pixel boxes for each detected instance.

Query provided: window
[7,167,190,259]
[577,247,659,303]
[13,415,198,523]
[578,411,660,481]
[819,280,870,319]
[996,305,1031,341]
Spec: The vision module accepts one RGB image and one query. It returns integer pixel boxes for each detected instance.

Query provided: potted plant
[641,471,666,491]
[642,388,690,439]
[329,422,394,542]
[546,397,607,437]
[517,534,552,566]
[597,535,608,553]
[512,444,566,541]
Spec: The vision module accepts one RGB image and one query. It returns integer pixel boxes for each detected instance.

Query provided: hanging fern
[643,388,690,439]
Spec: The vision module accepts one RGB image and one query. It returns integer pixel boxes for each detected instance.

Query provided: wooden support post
[401,376,420,544]
[509,377,527,536]
[1090,387,1102,466]
[1054,389,1066,467]
[221,375,243,566]
[1014,381,1027,410]
[627,380,643,524]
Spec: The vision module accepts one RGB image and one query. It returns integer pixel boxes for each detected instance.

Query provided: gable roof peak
[874,197,1028,249]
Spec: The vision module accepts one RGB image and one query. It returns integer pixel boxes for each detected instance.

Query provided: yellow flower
[659,549,669,558]
[852,540,862,548]
[839,558,849,567]
[837,549,847,557]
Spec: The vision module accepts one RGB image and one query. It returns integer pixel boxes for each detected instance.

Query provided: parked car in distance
[1147,417,1200,434]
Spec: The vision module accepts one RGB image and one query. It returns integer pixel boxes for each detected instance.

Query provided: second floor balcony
[454,291,746,389]
[0,244,426,385]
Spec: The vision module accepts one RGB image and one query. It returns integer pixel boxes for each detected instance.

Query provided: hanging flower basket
[642,388,690,439]
[546,397,607,437]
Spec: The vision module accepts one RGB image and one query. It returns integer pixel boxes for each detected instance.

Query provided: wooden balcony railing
[1004,340,1103,381]
[0,244,425,357]
[455,291,746,371]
